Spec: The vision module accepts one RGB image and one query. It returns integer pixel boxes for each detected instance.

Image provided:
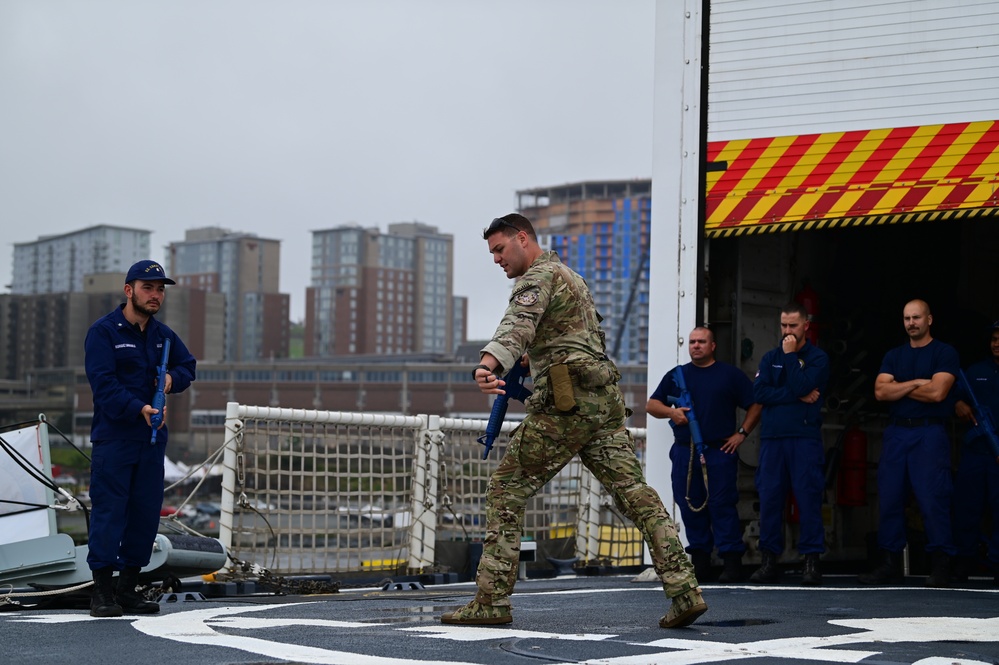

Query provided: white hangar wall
[708,0,999,140]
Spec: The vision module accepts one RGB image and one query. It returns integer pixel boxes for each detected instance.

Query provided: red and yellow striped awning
[705,120,999,237]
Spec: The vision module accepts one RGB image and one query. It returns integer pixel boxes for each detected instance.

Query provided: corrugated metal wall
[709,0,999,140]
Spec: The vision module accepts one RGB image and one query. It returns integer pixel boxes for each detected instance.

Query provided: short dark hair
[482,213,538,241]
[691,326,715,344]
[781,302,809,319]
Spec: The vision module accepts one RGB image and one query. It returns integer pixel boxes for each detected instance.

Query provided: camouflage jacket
[481,251,618,388]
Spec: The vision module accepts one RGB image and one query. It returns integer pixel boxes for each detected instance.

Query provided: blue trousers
[86,439,166,570]
[670,443,745,555]
[755,436,825,555]
[952,446,999,563]
[876,424,955,555]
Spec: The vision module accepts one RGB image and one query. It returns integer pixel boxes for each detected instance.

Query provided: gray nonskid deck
[3,575,998,665]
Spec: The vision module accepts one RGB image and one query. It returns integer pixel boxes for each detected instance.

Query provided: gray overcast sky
[0,0,656,340]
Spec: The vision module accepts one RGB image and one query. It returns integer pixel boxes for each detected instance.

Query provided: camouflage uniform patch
[513,290,539,306]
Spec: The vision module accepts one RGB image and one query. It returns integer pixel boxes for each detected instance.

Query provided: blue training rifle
[476,362,532,460]
[150,338,171,444]
[666,364,710,512]
[958,368,999,463]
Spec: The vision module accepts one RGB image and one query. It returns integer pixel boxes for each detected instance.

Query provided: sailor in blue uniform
[647,327,761,583]
[860,299,958,587]
[84,260,196,617]
[952,321,999,585]
[750,302,830,586]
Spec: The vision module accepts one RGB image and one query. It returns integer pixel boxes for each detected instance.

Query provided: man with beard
[440,214,706,629]
[749,302,829,586]
[84,260,196,617]
[859,299,959,587]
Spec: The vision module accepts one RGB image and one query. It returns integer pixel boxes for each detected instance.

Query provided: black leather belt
[890,417,946,427]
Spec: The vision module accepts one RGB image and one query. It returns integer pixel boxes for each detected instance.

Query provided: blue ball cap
[125,260,176,285]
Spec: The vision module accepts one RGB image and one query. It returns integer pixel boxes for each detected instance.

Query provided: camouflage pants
[473,385,695,608]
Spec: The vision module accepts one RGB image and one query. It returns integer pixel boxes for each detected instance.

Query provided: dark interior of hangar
[699,217,999,566]
[708,217,999,406]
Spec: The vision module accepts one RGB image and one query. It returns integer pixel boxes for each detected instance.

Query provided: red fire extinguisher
[795,282,820,345]
[836,427,868,507]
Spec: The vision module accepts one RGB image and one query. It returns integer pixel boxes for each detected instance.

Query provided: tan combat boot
[659,587,707,628]
[440,599,513,625]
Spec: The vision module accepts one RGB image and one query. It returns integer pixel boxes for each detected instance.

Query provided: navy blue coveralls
[651,362,755,556]
[753,340,830,556]
[84,304,196,571]
[952,357,999,566]
[877,339,959,556]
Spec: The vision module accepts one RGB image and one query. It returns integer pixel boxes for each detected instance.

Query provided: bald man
[859,299,959,587]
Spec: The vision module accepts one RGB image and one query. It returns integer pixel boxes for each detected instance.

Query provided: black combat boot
[115,567,160,614]
[950,556,973,585]
[748,551,781,583]
[925,552,952,588]
[858,550,904,585]
[90,567,123,618]
[717,552,744,583]
[801,553,822,586]
[689,550,714,583]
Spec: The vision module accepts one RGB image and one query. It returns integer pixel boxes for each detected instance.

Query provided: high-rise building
[10,225,151,295]
[167,227,289,362]
[305,222,457,357]
[517,180,652,365]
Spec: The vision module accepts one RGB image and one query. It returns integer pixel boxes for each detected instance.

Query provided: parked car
[160,504,197,518]
[195,501,222,516]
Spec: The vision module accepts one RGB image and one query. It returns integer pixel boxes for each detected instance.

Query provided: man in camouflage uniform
[441,213,706,629]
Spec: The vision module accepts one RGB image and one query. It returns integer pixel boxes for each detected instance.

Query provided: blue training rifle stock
[958,369,999,462]
[666,365,710,511]
[476,362,532,459]
[150,338,171,444]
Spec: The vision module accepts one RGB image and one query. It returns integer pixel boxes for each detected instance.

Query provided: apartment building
[167,227,289,362]
[10,225,151,295]
[305,222,459,357]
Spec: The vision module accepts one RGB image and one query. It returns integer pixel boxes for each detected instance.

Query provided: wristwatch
[737,426,749,436]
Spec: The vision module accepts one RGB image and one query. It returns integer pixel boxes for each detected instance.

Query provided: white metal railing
[219,402,647,577]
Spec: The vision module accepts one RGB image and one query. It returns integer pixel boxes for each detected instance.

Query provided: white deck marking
[131,603,480,665]
[4,587,997,665]
[401,625,617,642]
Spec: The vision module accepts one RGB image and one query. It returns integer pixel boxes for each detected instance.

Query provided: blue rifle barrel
[150,338,171,444]
[959,369,999,461]
[671,365,706,450]
[476,362,532,460]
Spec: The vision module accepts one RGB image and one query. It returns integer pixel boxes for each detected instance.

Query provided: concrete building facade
[305,222,459,357]
[167,227,289,362]
[10,225,151,295]
[0,277,224,381]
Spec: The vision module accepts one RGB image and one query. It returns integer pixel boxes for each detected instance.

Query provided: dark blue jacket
[753,340,829,439]
[85,305,197,444]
